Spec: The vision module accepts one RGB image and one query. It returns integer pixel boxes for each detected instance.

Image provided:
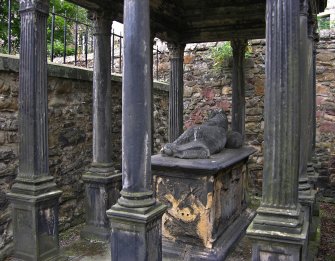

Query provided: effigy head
[206,109,228,130]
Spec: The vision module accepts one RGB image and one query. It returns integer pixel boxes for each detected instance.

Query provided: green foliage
[210,41,252,72]
[0,0,20,54]
[0,0,88,57]
[48,40,75,57]
[211,42,232,70]
[317,16,334,31]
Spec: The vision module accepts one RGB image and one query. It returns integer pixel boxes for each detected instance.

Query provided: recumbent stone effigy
[152,110,255,260]
[161,110,243,159]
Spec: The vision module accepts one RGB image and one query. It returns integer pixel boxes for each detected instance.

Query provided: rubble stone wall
[155,35,334,198]
[0,54,168,259]
[315,31,335,198]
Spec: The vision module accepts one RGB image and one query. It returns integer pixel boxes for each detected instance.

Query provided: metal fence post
[50,6,55,62]
[7,0,12,54]
[119,33,122,73]
[75,13,78,65]
[112,29,115,73]
[63,10,67,64]
[85,25,88,67]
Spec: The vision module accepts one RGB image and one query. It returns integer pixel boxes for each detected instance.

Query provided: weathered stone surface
[152,147,256,260]
[162,111,242,159]
[0,55,168,258]
[156,35,334,198]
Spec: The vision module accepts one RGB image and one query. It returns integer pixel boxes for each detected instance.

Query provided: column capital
[167,42,186,59]
[19,0,49,14]
[300,0,309,16]
[308,14,317,39]
[89,11,113,36]
[231,39,248,53]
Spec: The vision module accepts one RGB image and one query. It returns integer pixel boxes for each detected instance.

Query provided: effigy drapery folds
[161,110,243,159]
[153,110,255,260]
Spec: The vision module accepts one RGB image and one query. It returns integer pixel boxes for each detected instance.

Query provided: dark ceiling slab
[67,0,327,43]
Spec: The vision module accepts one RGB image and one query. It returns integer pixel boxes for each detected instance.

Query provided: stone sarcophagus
[152,147,256,260]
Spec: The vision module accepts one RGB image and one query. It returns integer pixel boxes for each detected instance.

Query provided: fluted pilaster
[231,39,247,140]
[7,1,62,260]
[308,15,318,160]
[299,0,312,194]
[246,0,311,258]
[307,16,319,186]
[260,0,301,211]
[167,43,185,142]
[18,0,49,180]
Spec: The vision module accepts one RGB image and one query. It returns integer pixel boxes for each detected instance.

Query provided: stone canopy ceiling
[69,0,327,43]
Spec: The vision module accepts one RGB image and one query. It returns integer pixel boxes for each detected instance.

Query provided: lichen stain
[164,192,214,248]
[165,194,197,222]
[161,213,175,241]
[193,192,214,248]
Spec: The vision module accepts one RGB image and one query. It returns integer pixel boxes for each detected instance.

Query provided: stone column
[107,0,166,260]
[298,0,313,198]
[307,16,316,163]
[231,39,247,140]
[306,15,320,242]
[81,11,121,241]
[247,0,309,259]
[167,43,185,142]
[7,0,62,260]
[150,35,155,153]
[307,18,319,184]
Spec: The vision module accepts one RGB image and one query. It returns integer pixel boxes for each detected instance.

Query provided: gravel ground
[316,202,335,261]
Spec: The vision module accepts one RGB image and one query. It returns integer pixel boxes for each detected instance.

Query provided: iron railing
[49,6,94,67]
[1,0,165,80]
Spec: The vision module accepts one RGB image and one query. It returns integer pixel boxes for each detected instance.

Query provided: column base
[299,177,312,195]
[7,177,62,261]
[107,202,167,261]
[247,206,309,261]
[299,182,319,241]
[307,161,319,190]
[81,166,122,241]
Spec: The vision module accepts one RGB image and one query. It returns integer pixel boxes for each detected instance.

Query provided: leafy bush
[0,0,20,54]
[211,42,232,70]
[48,40,75,58]
[210,41,252,71]
[0,0,88,58]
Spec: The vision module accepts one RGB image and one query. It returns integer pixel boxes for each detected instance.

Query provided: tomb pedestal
[81,168,122,240]
[152,147,256,260]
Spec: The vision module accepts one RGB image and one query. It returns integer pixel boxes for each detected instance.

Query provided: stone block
[107,202,166,261]
[7,189,62,261]
[152,147,256,260]
[81,171,122,241]
[251,240,303,261]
